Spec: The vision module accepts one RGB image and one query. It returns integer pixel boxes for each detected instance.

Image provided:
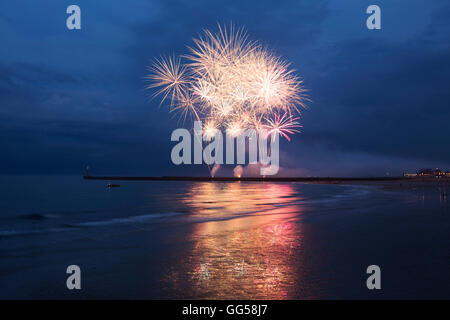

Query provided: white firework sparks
[146,24,307,141]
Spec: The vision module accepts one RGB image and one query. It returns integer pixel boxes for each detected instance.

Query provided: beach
[0,175,449,299]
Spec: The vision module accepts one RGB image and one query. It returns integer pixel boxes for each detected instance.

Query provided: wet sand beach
[1,176,449,299]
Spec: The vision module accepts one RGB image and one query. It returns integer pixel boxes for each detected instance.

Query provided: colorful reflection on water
[164,182,305,299]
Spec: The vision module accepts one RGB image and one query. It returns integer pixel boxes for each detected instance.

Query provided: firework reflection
[170,182,304,299]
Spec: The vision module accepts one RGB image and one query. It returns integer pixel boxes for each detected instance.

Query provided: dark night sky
[1,0,449,176]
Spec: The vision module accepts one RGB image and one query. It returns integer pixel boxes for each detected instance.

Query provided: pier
[83,175,406,182]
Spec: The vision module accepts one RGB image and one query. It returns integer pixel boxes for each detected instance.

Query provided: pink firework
[265,113,302,141]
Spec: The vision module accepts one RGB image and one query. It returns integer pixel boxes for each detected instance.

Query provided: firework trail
[146,24,307,141]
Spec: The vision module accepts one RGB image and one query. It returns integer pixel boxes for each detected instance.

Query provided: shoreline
[83,175,450,193]
[83,175,449,184]
[84,175,408,182]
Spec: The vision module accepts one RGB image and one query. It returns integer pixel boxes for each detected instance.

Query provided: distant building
[403,168,450,178]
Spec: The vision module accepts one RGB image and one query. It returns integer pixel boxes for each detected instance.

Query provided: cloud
[0,0,449,175]
[299,2,450,166]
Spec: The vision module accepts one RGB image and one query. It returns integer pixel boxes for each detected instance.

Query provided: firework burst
[265,113,302,141]
[146,24,307,141]
[146,56,188,105]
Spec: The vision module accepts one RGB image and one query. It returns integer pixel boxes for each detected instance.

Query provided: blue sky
[0,0,449,176]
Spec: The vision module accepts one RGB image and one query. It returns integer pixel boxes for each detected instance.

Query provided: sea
[0,175,449,299]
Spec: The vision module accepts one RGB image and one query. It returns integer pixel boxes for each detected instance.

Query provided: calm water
[0,175,449,299]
